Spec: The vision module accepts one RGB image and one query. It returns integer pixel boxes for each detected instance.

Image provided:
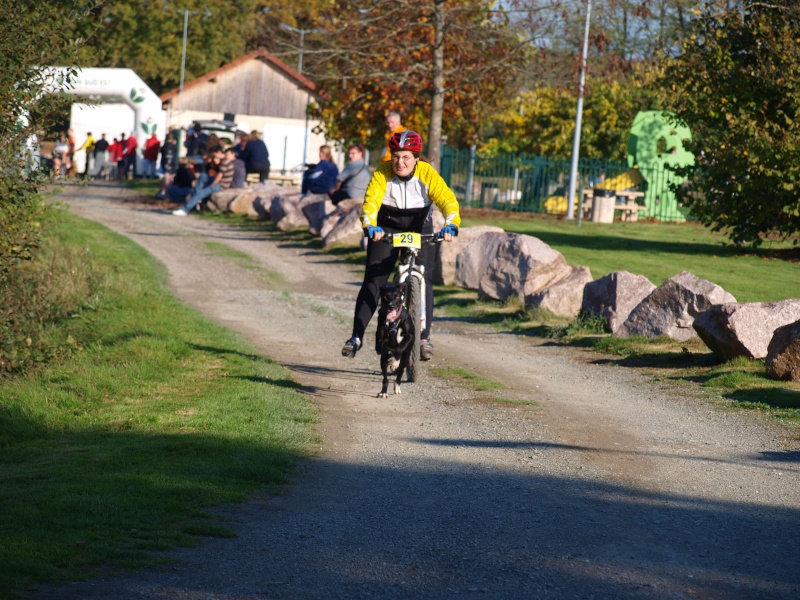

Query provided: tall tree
[661,0,800,246]
[67,0,261,95]
[0,0,96,375]
[483,69,665,160]
[286,0,539,169]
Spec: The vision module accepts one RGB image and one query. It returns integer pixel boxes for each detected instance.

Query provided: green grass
[0,211,319,595]
[430,367,506,391]
[487,397,540,407]
[461,210,799,303]
[124,178,161,198]
[203,241,286,285]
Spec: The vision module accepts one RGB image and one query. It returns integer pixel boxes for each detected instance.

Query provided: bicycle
[379,231,449,382]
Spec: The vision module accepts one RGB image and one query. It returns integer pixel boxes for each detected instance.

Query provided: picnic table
[581,188,645,222]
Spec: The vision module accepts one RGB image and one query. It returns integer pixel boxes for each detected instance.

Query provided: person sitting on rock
[172,145,233,216]
[302,145,339,197]
[166,157,197,203]
[329,144,371,205]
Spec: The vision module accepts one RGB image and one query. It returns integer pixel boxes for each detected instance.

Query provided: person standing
[111,136,125,179]
[92,133,110,179]
[240,130,270,182]
[156,133,178,198]
[123,132,138,179]
[77,131,96,179]
[329,144,371,204]
[142,133,161,179]
[381,111,406,162]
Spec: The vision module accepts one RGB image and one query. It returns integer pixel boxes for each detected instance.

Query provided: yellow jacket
[361,161,461,230]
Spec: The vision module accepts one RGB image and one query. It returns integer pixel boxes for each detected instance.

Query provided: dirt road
[44,182,799,599]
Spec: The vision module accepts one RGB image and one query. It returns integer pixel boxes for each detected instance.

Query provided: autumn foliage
[306,0,527,154]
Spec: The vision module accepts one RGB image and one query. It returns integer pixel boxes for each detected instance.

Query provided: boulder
[299,193,336,236]
[615,271,736,341]
[478,233,568,302]
[320,199,363,240]
[270,191,306,231]
[693,300,800,361]
[766,320,800,382]
[527,265,593,317]
[454,231,507,290]
[435,225,504,286]
[205,189,239,213]
[322,205,364,249]
[582,271,657,334]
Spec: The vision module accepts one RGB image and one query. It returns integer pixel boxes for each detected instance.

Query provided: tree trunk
[428,0,446,171]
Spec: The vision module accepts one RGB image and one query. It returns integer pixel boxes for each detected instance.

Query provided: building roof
[160,47,316,103]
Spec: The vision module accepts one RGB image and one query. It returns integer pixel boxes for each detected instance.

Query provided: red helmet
[389,130,423,153]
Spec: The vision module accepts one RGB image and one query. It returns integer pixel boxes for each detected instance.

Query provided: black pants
[248,162,270,182]
[351,238,435,343]
[329,189,350,205]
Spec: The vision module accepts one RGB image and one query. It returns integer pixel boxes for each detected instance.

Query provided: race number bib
[393,232,421,249]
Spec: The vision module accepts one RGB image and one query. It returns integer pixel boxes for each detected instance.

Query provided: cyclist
[341,130,461,361]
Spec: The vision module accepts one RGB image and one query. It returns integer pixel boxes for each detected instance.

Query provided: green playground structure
[626,110,694,222]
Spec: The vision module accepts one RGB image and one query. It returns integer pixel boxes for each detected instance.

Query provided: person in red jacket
[142,134,161,179]
[122,132,138,179]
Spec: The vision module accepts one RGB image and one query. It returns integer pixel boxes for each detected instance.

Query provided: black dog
[375,284,416,398]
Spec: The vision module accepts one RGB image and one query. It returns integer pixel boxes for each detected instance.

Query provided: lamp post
[279,23,319,167]
[171,6,212,112]
[278,23,318,75]
[566,0,592,223]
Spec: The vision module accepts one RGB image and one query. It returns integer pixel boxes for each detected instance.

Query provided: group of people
[168,125,271,214]
[51,130,159,181]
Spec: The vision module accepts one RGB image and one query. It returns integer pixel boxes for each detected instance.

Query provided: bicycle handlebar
[375,231,457,244]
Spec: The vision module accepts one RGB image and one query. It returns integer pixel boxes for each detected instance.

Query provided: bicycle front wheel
[406,275,422,383]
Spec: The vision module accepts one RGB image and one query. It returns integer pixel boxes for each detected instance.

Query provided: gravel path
[40,182,800,599]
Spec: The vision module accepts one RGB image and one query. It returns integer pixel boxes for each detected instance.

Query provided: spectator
[156,133,178,198]
[115,133,126,179]
[234,130,248,159]
[66,129,76,176]
[121,132,138,179]
[77,131,96,179]
[166,157,197,203]
[240,130,270,182]
[93,133,110,180]
[142,133,161,179]
[184,123,207,162]
[381,111,406,161]
[172,144,233,216]
[302,145,339,196]
[52,133,70,178]
[110,136,124,179]
[329,143,371,205]
[228,147,247,189]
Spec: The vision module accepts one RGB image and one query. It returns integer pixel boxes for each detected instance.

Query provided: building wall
[167,59,309,120]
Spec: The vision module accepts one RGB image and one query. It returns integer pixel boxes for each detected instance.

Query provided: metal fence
[439,146,691,222]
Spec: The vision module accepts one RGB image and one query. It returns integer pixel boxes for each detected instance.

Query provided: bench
[245,172,301,187]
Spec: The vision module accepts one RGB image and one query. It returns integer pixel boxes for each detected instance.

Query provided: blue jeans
[181,173,220,212]
[167,185,194,203]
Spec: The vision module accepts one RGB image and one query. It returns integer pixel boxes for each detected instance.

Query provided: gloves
[366,225,384,239]
[439,224,459,237]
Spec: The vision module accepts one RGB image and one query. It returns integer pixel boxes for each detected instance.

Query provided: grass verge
[460,209,798,303]
[0,210,319,595]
